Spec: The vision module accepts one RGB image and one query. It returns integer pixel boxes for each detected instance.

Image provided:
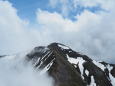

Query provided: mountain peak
[48,42,70,50]
[1,43,114,86]
[26,43,115,86]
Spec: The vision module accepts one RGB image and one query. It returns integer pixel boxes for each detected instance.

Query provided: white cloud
[0,52,54,86]
[0,1,26,54]
[35,0,115,63]
[37,9,78,32]
[0,0,40,55]
[49,0,75,17]
[0,0,115,64]
[0,2,54,86]
[49,0,115,16]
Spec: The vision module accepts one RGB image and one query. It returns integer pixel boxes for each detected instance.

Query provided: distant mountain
[1,43,115,86]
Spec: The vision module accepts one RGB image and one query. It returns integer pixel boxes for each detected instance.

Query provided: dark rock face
[26,43,115,86]
[111,66,115,78]
[0,55,6,58]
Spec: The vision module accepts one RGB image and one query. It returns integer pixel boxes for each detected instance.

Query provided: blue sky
[8,0,50,22]
[7,0,103,22]
[7,0,66,22]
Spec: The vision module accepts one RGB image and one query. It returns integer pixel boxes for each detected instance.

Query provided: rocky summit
[26,43,115,86]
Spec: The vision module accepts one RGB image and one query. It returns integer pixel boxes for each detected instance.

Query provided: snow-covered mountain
[1,43,115,86]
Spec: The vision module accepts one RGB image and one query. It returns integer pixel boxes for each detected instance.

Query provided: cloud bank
[0,0,115,63]
[0,52,54,86]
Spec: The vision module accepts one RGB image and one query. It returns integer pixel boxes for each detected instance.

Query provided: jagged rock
[26,43,115,86]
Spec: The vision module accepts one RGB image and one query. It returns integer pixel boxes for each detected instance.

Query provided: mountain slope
[1,43,115,86]
[26,43,115,86]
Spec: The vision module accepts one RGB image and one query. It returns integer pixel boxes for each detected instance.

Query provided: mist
[0,52,54,86]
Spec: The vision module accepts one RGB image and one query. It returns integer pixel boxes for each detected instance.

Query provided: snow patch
[40,58,55,75]
[58,44,70,49]
[89,76,96,86]
[66,55,85,78]
[69,51,72,53]
[93,60,115,86]
[107,65,115,86]
[85,69,89,76]
[35,51,51,68]
[93,60,106,71]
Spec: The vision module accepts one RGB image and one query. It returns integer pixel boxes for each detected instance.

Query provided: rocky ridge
[26,43,115,86]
